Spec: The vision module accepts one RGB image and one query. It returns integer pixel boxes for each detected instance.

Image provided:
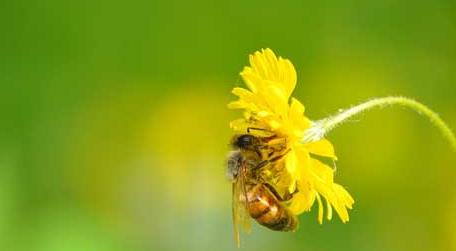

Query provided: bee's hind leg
[263,183,298,202]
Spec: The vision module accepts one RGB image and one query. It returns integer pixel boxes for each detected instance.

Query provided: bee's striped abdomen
[246,184,298,231]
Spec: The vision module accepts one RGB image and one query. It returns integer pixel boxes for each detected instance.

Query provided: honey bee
[227,134,298,247]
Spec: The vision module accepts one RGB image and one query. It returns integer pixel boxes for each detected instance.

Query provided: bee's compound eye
[237,134,254,148]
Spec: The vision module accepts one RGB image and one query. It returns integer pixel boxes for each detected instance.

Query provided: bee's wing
[232,165,251,248]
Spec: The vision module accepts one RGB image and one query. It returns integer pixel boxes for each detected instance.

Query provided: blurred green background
[1,1,456,250]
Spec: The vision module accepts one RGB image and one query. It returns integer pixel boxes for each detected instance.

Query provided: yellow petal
[288,180,317,215]
[268,119,281,129]
[243,48,296,99]
[255,112,268,119]
[289,98,310,131]
[281,57,297,96]
[334,184,355,209]
[287,188,314,215]
[316,193,324,224]
[264,48,279,79]
[306,139,337,160]
[309,158,353,222]
[294,144,311,178]
[227,100,245,109]
[289,98,305,117]
[285,151,298,192]
[232,87,253,99]
[310,158,334,183]
[229,118,248,131]
[240,67,261,93]
[287,192,305,214]
[326,198,333,220]
[313,181,348,223]
[264,84,289,116]
[250,51,269,80]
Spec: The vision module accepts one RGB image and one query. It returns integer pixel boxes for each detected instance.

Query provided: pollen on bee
[270,205,278,214]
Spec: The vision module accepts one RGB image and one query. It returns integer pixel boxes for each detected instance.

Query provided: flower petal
[289,98,311,133]
[242,48,296,99]
[289,186,316,215]
[315,193,324,224]
[326,198,333,220]
[334,184,355,209]
[310,158,334,183]
[232,87,253,99]
[305,139,337,160]
[229,118,248,131]
[309,158,353,222]
[285,150,298,192]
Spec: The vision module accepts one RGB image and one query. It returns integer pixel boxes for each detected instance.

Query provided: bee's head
[232,134,257,149]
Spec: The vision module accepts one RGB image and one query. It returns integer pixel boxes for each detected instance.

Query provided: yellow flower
[228,48,354,223]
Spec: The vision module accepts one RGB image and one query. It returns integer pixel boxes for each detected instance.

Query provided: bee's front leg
[252,148,291,171]
[268,148,291,162]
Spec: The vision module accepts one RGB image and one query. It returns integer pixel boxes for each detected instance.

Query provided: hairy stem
[303,96,456,152]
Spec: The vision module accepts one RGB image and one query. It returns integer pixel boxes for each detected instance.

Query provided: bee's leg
[254,145,276,159]
[263,183,299,202]
[268,148,291,162]
[254,149,262,158]
[252,159,269,170]
[263,183,283,200]
[281,186,299,201]
[252,149,291,171]
[249,156,277,171]
[247,127,272,134]
[262,136,285,144]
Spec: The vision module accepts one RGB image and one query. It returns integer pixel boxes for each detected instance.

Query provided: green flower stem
[303,96,456,152]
